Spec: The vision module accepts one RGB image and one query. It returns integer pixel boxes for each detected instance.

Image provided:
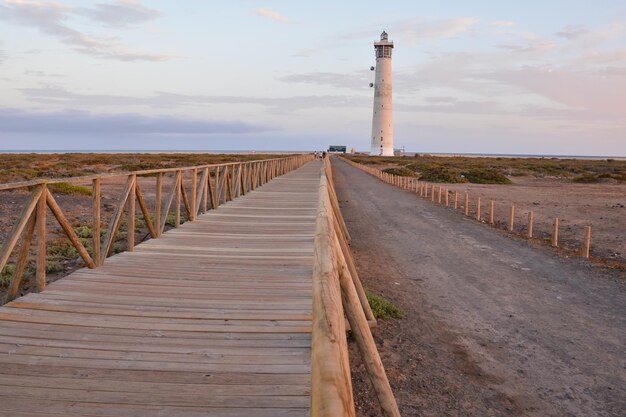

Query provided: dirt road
[332,158,625,417]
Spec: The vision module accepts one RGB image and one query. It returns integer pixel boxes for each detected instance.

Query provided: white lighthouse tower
[370,31,394,156]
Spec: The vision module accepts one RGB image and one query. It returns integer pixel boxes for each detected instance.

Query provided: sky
[0,0,625,155]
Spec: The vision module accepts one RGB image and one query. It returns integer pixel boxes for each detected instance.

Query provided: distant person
[322,151,327,159]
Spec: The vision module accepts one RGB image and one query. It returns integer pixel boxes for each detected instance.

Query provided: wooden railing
[0,154,313,303]
[311,157,400,417]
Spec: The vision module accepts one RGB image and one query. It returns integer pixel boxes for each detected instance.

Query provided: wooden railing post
[128,175,136,251]
[509,205,515,232]
[92,178,101,266]
[528,211,534,238]
[176,172,182,227]
[191,168,197,221]
[476,197,481,221]
[489,200,494,225]
[155,173,162,237]
[202,167,209,213]
[36,186,47,291]
[464,192,469,216]
[454,191,458,209]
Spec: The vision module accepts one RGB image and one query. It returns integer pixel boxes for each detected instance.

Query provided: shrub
[573,174,600,183]
[382,167,416,177]
[366,291,404,320]
[418,166,466,183]
[47,238,80,260]
[462,168,511,184]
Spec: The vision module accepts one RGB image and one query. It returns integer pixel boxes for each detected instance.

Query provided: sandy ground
[368,163,626,267]
[332,158,625,417]
[443,178,626,264]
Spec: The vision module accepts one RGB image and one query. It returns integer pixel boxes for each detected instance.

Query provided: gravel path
[332,157,625,417]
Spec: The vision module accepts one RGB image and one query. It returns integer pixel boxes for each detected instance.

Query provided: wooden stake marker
[476,197,481,222]
[583,225,591,259]
[553,218,559,247]
[528,211,534,239]
[489,200,494,225]
[509,205,515,232]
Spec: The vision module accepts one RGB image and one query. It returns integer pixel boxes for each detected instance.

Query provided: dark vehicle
[328,145,347,153]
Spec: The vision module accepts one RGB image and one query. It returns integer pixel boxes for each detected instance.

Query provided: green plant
[49,183,92,196]
[366,291,404,320]
[0,265,16,288]
[47,238,80,260]
[74,225,93,239]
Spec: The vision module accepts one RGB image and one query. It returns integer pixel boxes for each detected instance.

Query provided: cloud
[555,25,590,40]
[582,50,626,64]
[0,0,171,61]
[24,69,65,78]
[79,0,160,28]
[396,99,507,115]
[278,71,371,90]
[483,66,626,118]
[495,41,556,54]
[254,8,288,24]
[491,21,515,27]
[291,48,319,58]
[339,16,479,43]
[18,85,369,113]
[401,17,479,41]
[0,107,276,135]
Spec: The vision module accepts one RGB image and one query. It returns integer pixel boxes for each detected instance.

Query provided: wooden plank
[0,158,323,415]
[0,374,309,396]
[0,398,309,417]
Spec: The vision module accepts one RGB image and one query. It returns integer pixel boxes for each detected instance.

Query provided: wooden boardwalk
[0,161,322,417]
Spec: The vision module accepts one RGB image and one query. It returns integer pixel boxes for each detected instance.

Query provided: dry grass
[348,154,626,184]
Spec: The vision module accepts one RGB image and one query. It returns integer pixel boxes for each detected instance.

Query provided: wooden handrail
[311,169,355,417]
[311,157,401,417]
[0,154,313,303]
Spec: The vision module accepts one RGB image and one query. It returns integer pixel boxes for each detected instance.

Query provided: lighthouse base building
[370,31,394,156]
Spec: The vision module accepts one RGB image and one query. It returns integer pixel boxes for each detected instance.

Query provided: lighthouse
[370,31,394,156]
